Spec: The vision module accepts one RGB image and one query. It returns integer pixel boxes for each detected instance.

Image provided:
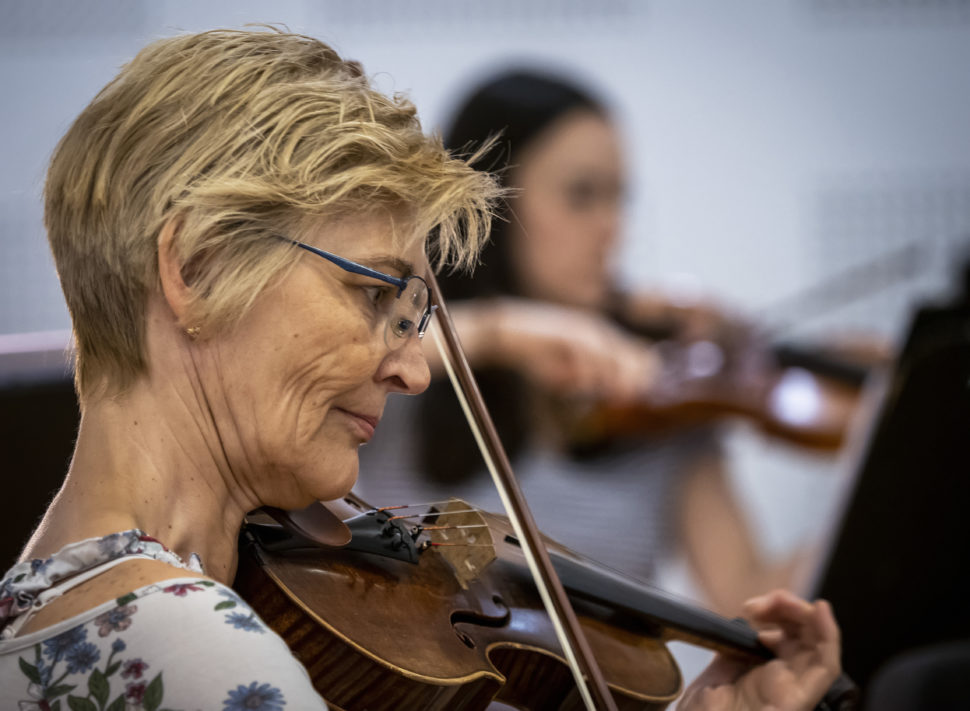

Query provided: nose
[377,333,432,395]
[597,201,621,252]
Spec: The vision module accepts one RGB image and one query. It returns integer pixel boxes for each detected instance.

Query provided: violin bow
[427,271,619,711]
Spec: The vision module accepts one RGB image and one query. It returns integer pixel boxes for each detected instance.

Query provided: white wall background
[2,0,969,685]
[3,0,969,338]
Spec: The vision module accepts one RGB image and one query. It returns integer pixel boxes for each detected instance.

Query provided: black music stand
[811,262,970,695]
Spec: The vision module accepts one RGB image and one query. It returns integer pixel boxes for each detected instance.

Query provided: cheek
[524,190,605,261]
[284,295,382,385]
[251,339,379,505]
[291,338,381,417]
[241,315,380,438]
[513,196,563,268]
[514,198,595,301]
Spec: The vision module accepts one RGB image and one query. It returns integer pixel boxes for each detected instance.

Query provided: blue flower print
[223,681,286,711]
[112,638,126,653]
[35,656,53,686]
[225,611,265,633]
[64,640,100,674]
[42,624,86,662]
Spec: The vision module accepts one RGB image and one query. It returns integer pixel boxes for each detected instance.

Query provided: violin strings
[371,501,496,548]
[385,508,481,522]
[374,500,477,513]
[427,542,493,548]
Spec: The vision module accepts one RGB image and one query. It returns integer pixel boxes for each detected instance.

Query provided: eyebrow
[354,254,416,279]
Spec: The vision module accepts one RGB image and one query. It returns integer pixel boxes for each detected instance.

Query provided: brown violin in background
[569,246,914,455]
[568,300,893,455]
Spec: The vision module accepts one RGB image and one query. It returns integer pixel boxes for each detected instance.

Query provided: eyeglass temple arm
[283,238,407,292]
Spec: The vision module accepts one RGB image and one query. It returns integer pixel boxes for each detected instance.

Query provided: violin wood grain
[235,522,682,710]
[235,540,503,710]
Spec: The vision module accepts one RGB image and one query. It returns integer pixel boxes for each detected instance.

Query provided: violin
[233,494,857,710]
[567,299,891,455]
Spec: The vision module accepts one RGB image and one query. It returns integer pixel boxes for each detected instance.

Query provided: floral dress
[0,531,328,710]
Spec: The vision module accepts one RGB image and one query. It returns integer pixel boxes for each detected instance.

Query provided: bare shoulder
[17,558,210,637]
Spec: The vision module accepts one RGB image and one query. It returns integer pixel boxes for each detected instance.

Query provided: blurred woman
[357,69,806,616]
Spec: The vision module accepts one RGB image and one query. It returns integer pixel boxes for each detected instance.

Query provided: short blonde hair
[44,27,500,400]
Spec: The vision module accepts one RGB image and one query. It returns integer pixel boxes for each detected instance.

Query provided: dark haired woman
[356,69,808,618]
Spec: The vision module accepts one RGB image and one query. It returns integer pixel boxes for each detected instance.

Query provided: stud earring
[185,326,201,340]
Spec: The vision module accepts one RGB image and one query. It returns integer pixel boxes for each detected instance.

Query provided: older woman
[0,28,840,711]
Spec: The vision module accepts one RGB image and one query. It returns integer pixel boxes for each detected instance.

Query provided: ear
[157,217,193,327]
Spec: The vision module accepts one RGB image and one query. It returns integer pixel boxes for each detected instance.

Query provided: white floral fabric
[0,531,328,711]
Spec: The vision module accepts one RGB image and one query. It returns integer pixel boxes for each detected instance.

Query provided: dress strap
[2,553,175,640]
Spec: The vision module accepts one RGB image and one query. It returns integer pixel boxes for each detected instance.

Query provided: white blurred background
[2,0,969,688]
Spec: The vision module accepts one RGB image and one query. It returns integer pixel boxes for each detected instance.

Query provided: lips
[336,408,379,440]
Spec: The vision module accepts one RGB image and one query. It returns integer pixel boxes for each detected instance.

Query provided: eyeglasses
[283,238,436,349]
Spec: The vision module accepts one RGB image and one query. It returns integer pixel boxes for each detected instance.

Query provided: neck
[22,320,260,585]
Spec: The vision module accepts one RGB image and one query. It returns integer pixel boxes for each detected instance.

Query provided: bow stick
[426,270,618,711]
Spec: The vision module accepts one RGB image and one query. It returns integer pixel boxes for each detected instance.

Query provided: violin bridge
[426,498,497,589]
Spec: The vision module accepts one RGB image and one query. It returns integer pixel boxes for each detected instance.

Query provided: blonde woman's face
[208,213,430,509]
[509,110,624,309]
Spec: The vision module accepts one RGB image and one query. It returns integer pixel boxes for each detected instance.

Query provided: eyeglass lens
[385,277,431,346]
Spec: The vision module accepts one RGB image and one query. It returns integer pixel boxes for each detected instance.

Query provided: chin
[311,456,359,503]
[261,457,357,512]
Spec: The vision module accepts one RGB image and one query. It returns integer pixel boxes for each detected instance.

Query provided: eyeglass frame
[279,237,437,344]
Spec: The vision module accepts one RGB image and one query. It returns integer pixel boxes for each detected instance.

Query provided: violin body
[570,304,886,454]
[570,347,864,452]
[234,494,681,710]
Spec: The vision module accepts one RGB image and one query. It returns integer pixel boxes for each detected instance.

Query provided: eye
[563,178,625,211]
[563,180,599,210]
[389,316,415,339]
[362,285,395,308]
